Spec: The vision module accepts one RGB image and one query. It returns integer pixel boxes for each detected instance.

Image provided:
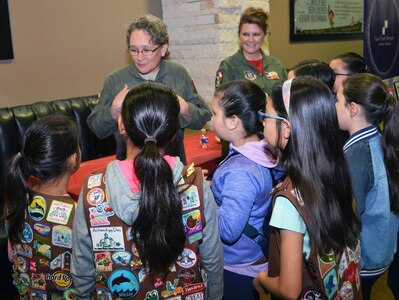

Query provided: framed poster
[0,0,13,60]
[290,0,364,42]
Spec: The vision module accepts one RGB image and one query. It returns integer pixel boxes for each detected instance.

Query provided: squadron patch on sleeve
[215,71,223,88]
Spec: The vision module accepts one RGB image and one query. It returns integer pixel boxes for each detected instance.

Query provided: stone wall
[162,0,270,104]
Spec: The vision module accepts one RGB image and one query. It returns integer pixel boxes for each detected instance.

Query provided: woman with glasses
[210,80,284,300]
[329,52,368,94]
[87,14,211,164]
[214,7,287,159]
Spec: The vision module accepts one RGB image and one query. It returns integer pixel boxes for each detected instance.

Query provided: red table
[67,130,221,200]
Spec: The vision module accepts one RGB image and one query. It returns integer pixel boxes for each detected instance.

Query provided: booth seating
[0,95,116,299]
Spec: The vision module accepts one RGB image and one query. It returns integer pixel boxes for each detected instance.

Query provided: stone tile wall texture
[162,0,269,105]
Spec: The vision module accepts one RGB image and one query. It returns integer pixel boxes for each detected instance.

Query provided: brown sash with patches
[268,177,362,300]
[82,166,207,300]
[11,192,77,299]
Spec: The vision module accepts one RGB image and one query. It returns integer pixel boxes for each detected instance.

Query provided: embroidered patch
[33,235,51,259]
[94,251,113,272]
[46,200,74,225]
[144,289,159,300]
[183,209,202,237]
[88,173,103,189]
[16,243,33,258]
[30,289,46,299]
[183,283,206,295]
[31,273,46,290]
[108,269,140,299]
[95,271,108,286]
[64,289,78,300]
[96,287,113,300]
[46,271,73,290]
[90,227,125,251]
[322,268,338,299]
[161,279,183,298]
[87,188,105,206]
[50,251,72,271]
[339,280,353,299]
[89,206,111,227]
[188,232,203,244]
[130,256,143,269]
[126,227,134,241]
[112,251,131,267]
[28,196,46,221]
[30,260,37,272]
[22,222,33,243]
[185,291,205,300]
[318,251,336,277]
[52,225,72,248]
[34,223,51,237]
[265,71,280,80]
[39,257,50,268]
[215,71,223,88]
[180,185,200,211]
[138,266,150,283]
[176,248,198,269]
[178,268,196,286]
[16,256,28,272]
[96,202,114,217]
[244,70,257,81]
[301,289,325,300]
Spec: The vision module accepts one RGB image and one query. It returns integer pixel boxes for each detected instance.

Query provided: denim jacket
[344,125,399,271]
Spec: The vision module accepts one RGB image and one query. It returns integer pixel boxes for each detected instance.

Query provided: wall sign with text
[290,0,364,42]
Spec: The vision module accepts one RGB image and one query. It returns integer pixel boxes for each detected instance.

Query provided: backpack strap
[243,167,284,258]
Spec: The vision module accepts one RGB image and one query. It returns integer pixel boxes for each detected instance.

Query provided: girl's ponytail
[382,94,399,213]
[4,153,31,244]
[122,82,185,275]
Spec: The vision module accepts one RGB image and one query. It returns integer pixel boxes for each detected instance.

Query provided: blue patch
[108,269,139,299]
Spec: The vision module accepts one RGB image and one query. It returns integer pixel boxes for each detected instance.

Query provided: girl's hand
[253,271,269,294]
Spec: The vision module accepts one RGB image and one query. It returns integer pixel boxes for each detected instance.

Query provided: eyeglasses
[128,44,162,56]
[258,110,287,124]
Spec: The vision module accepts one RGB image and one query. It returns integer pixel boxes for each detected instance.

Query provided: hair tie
[282,79,293,115]
[144,136,157,144]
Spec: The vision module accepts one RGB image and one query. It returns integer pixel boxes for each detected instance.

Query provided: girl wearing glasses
[253,77,362,299]
[210,80,284,300]
[329,52,368,94]
[335,73,399,300]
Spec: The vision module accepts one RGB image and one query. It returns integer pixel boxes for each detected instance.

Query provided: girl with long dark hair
[4,114,81,299]
[253,77,362,299]
[72,82,223,299]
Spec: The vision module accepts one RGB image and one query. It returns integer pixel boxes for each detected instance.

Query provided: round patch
[108,269,139,299]
[302,289,325,300]
[22,222,33,243]
[179,268,196,285]
[51,271,73,290]
[176,248,198,269]
[87,188,105,206]
[28,195,46,221]
[64,288,78,299]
